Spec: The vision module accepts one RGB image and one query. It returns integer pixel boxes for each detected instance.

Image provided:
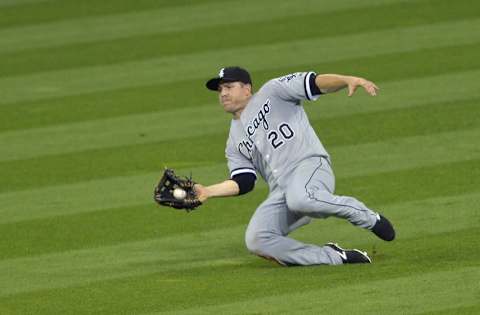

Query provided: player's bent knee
[286,188,337,215]
[307,189,335,203]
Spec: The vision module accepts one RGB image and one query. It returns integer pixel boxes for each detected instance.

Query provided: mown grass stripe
[330,127,480,178]
[0,197,258,260]
[0,225,249,296]
[2,69,480,163]
[0,0,226,29]
[1,18,479,105]
[313,97,479,146]
[342,159,480,207]
[0,99,479,192]
[151,268,479,315]
[0,0,410,53]
[0,105,231,163]
[2,41,480,132]
[1,151,479,224]
[0,0,47,8]
[1,0,475,77]
[418,305,480,315]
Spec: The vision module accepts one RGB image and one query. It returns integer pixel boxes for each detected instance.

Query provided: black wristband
[231,173,256,195]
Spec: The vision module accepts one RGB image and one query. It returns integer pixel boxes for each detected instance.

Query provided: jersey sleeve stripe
[304,72,312,100]
[230,168,257,178]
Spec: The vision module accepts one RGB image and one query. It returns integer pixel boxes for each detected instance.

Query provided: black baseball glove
[153,168,201,211]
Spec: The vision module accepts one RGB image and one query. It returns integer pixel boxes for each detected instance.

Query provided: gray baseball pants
[244,156,378,266]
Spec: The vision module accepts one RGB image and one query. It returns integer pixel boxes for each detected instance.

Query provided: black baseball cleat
[326,242,372,264]
[371,213,395,241]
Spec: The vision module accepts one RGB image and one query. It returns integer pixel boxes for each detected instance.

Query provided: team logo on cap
[218,68,225,78]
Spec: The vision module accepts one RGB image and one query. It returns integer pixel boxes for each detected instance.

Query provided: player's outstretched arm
[194,180,240,203]
[315,74,379,97]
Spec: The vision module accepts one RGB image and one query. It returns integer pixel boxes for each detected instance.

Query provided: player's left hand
[347,77,379,97]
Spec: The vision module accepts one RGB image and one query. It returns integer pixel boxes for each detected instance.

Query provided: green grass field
[1,0,479,313]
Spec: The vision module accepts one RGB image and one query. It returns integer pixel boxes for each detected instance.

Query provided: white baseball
[173,188,187,200]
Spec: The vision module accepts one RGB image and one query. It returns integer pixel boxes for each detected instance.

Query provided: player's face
[218,82,252,116]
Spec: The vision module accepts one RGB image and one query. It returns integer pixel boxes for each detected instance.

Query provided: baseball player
[194,66,395,266]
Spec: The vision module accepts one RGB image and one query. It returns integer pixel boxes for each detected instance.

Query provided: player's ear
[245,83,253,95]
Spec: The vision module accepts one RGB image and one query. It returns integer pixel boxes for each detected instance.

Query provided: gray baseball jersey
[222,71,380,266]
[226,71,329,189]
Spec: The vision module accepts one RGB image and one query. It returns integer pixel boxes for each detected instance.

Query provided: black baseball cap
[206,66,252,91]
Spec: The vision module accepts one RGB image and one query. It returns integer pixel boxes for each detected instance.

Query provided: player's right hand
[193,184,209,203]
[347,77,379,97]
